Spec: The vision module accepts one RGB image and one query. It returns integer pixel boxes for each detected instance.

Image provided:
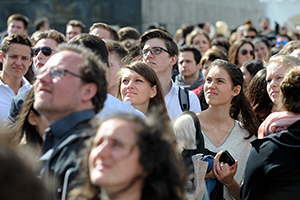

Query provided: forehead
[179,51,194,60]
[193,34,208,41]
[240,43,253,50]
[207,66,230,79]
[255,42,267,48]
[67,26,81,33]
[267,61,286,75]
[35,38,58,49]
[143,38,166,49]
[245,30,256,35]
[8,20,24,27]
[44,50,83,70]
[95,119,137,143]
[90,28,111,39]
[5,43,31,56]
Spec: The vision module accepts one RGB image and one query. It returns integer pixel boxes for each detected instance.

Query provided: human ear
[28,110,38,126]
[149,85,157,98]
[169,54,178,67]
[82,83,97,102]
[232,85,241,97]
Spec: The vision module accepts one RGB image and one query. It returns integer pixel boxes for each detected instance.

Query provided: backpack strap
[178,87,190,111]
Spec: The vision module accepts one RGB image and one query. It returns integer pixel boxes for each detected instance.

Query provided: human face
[90,28,111,40]
[34,51,87,123]
[66,26,82,41]
[244,31,256,43]
[192,34,210,55]
[89,118,144,190]
[142,38,176,77]
[254,42,270,62]
[107,53,122,95]
[0,43,32,81]
[240,66,251,87]
[7,20,27,35]
[237,43,254,67]
[276,36,289,47]
[178,51,200,79]
[204,66,240,107]
[121,68,157,114]
[33,38,58,69]
[266,61,287,104]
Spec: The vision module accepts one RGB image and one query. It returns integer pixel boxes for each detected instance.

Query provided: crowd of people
[0,13,300,200]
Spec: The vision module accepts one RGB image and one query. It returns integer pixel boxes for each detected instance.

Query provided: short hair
[275,34,291,41]
[211,40,230,52]
[179,45,201,65]
[34,17,49,31]
[7,14,29,30]
[186,28,211,48]
[281,67,300,113]
[200,48,228,67]
[244,26,257,34]
[56,43,107,113]
[66,19,86,33]
[69,33,109,68]
[31,29,66,45]
[241,60,264,77]
[140,28,178,57]
[118,27,140,41]
[278,40,300,55]
[89,22,119,41]
[1,33,33,57]
[104,39,128,61]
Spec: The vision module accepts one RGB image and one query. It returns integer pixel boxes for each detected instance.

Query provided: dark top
[7,90,29,123]
[241,120,300,200]
[35,109,95,200]
[175,73,204,90]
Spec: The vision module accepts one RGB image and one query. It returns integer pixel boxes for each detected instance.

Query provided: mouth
[206,91,217,96]
[270,91,279,96]
[13,67,23,72]
[94,161,110,171]
[35,63,44,69]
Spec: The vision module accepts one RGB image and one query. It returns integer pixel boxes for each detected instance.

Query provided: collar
[49,109,95,140]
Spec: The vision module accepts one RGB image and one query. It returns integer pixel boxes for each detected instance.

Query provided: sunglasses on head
[33,46,54,56]
[241,49,254,56]
[245,35,256,39]
[276,40,288,46]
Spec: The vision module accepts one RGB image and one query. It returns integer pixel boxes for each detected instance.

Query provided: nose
[126,80,134,89]
[269,79,278,88]
[144,50,153,60]
[15,57,22,65]
[94,142,110,159]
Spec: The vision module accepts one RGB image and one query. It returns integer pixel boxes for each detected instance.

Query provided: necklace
[205,111,233,143]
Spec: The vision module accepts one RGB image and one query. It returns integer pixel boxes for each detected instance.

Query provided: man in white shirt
[0,33,33,121]
[139,29,201,121]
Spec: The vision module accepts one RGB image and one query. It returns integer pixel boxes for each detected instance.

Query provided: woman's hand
[213,151,241,200]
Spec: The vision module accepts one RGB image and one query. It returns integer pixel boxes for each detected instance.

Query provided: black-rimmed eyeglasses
[36,67,87,81]
[139,47,171,57]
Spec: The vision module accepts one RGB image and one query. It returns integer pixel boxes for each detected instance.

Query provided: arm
[213,151,241,200]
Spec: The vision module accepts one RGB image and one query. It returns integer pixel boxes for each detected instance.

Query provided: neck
[101,180,143,200]
[108,85,117,97]
[182,73,199,86]
[132,103,149,115]
[206,105,232,123]
[156,71,172,96]
[0,72,23,95]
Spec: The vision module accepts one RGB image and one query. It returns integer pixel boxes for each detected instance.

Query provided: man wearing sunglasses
[243,27,257,43]
[33,43,107,200]
[140,29,201,121]
[6,30,66,124]
[0,33,33,122]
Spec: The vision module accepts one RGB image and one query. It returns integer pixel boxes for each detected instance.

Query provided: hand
[213,151,238,187]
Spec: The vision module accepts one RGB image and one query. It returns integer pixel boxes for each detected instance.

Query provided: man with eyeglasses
[6,30,66,124]
[139,29,201,121]
[33,43,107,200]
[0,33,33,122]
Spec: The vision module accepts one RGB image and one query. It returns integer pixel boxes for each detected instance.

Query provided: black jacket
[241,120,300,200]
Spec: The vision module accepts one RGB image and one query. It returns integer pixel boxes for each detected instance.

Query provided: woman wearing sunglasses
[228,39,255,68]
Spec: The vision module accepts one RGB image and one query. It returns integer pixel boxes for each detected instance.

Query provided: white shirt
[95,94,146,119]
[165,80,201,121]
[0,76,31,121]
